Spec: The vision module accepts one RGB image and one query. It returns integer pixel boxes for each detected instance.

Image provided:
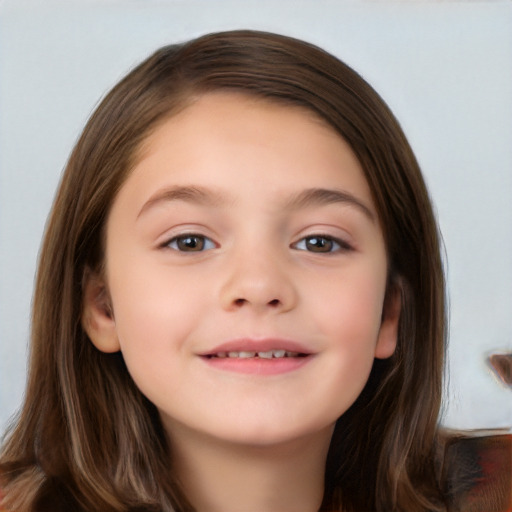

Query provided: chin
[205,418,336,449]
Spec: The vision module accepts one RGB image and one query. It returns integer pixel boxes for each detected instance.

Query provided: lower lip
[200,355,312,375]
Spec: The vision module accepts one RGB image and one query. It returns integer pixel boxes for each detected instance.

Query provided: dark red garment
[443,433,512,512]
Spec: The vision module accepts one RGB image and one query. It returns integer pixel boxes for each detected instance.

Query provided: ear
[374,279,402,359]
[81,268,120,353]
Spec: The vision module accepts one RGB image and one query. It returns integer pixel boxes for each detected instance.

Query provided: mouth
[205,349,308,359]
[199,339,314,375]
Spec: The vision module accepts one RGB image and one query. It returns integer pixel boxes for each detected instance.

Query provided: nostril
[233,298,281,307]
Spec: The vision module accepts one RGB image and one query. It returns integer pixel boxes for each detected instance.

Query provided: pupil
[178,236,203,251]
[307,237,331,252]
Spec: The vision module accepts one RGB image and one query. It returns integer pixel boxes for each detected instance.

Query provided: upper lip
[199,338,314,356]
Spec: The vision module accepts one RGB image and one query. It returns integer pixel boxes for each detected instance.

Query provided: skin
[83,93,400,512]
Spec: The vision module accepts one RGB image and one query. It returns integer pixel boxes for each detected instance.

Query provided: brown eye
[167,235,215,252]
[305,236,335,252]
[293,235,350,253]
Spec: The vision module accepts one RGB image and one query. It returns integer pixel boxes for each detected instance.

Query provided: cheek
[107,256,203,364]
[108,277,197,402]
[315,267,386,343]
[309,267,387,398]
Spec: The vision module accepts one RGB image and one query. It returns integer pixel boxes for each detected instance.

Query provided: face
[84,93,399,448]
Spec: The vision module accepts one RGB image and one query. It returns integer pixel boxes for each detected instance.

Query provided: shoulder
[442,431,512,512]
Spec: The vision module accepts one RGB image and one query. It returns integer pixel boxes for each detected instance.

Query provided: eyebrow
[285,188,375,222]
[137,185,226,219]
[137,185,375,222]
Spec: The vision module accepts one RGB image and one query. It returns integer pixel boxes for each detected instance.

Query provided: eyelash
[162,233,352,254]
[292,235,353,254]
[163,234,216,252]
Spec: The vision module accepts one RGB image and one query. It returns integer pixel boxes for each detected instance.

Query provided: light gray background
[1,0,511,432]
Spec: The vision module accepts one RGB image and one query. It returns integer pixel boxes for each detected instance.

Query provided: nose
[219,246,297,314]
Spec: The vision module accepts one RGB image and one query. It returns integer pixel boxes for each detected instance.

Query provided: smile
[207,350,304,359]
[199,339,314,375]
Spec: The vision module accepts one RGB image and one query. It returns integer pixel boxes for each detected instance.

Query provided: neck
[167,424,333,512]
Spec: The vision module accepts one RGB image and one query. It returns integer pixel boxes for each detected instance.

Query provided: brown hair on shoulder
[0,30,446,511]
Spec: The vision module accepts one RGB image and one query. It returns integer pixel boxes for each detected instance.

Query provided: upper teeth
[215,350,299,358]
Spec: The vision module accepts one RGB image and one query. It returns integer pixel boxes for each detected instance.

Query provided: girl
[0,30,447,511]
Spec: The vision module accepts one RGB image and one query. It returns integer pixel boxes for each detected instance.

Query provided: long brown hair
[0,30,446,511]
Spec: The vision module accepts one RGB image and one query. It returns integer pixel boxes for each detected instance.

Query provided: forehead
[137,91,338,157]
[114,91,376,218]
